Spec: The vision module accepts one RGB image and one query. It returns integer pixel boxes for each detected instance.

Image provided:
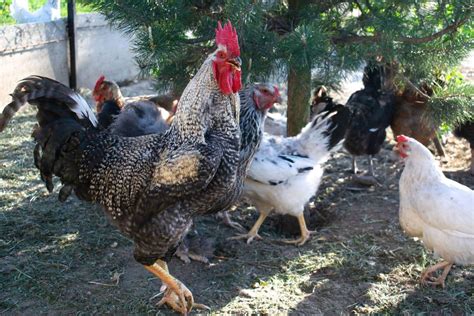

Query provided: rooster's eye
[217,51,227,59]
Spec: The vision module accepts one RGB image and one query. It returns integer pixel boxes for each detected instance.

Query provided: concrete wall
[0,13,140,110]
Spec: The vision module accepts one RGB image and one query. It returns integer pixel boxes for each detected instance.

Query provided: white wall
[75,14,139,89]
[0,13,140,110]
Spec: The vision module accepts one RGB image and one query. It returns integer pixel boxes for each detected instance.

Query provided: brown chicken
[390,84,439,148]
[0,21,242,314]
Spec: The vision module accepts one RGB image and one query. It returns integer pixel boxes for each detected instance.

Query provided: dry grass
[1,107,473,314]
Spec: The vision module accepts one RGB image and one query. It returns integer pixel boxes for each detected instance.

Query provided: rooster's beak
[227,57,242,71]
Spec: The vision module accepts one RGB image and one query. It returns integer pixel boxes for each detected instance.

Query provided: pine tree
[85,0,473,135]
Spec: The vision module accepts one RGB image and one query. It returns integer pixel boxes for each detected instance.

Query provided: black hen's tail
[0,76,99,199]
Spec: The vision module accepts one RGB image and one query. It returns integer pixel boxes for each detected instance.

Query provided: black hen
[454,120,474,175]
[343,64,395,181]
[97,100,121,128]
[109,101,170,137]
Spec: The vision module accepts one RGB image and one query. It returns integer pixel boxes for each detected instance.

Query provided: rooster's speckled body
[1,53,240,265]
[0,21,243,313]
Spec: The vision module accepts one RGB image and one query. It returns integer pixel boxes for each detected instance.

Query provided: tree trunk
[286,0,311,136]
[287,63,311,136]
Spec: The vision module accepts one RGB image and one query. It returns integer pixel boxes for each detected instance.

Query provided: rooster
[0,21,242,314]
[230,109,349,246]
[343,63,396,184]
[395,135,474,287]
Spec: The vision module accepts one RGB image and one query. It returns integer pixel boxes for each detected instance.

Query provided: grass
[0,0,93,25]
[0,106,473,314]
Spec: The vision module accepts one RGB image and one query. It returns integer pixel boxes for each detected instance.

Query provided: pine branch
[332,14,472,45]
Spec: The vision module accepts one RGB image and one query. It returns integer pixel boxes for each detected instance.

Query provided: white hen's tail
[293,111,346,163]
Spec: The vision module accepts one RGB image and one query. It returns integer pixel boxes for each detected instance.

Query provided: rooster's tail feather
[0,76,99,200]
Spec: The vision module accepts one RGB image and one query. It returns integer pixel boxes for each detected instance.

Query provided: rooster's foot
[146,261,209,314]
[157,282,210,315]
[420,261,453,288]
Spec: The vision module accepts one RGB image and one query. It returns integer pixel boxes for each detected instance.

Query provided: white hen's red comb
[397,135,409,143]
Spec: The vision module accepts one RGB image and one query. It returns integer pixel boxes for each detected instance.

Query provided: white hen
[396,134,474,287]
[10,0,61,24]
[230,111,347,245]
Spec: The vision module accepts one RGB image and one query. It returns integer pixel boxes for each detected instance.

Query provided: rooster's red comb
[396,135,409,143]
[94,75,105,92]
[215,20,240,57]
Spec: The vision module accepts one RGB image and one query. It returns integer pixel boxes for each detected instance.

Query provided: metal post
[67,0,77,90]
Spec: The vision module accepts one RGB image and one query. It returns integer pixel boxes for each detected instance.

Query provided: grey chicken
[218,83,282,231]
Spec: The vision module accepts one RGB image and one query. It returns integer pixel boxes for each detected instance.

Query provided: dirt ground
[1,94,473,314]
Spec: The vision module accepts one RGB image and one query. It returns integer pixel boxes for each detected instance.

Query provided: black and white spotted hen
[230,109,348,246]
[0,21,243,315]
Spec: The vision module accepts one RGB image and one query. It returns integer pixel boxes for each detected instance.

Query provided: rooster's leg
[281,214,315,246]
[145,260,210,314]
[228,212,268,244]
[420,260,453,288]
